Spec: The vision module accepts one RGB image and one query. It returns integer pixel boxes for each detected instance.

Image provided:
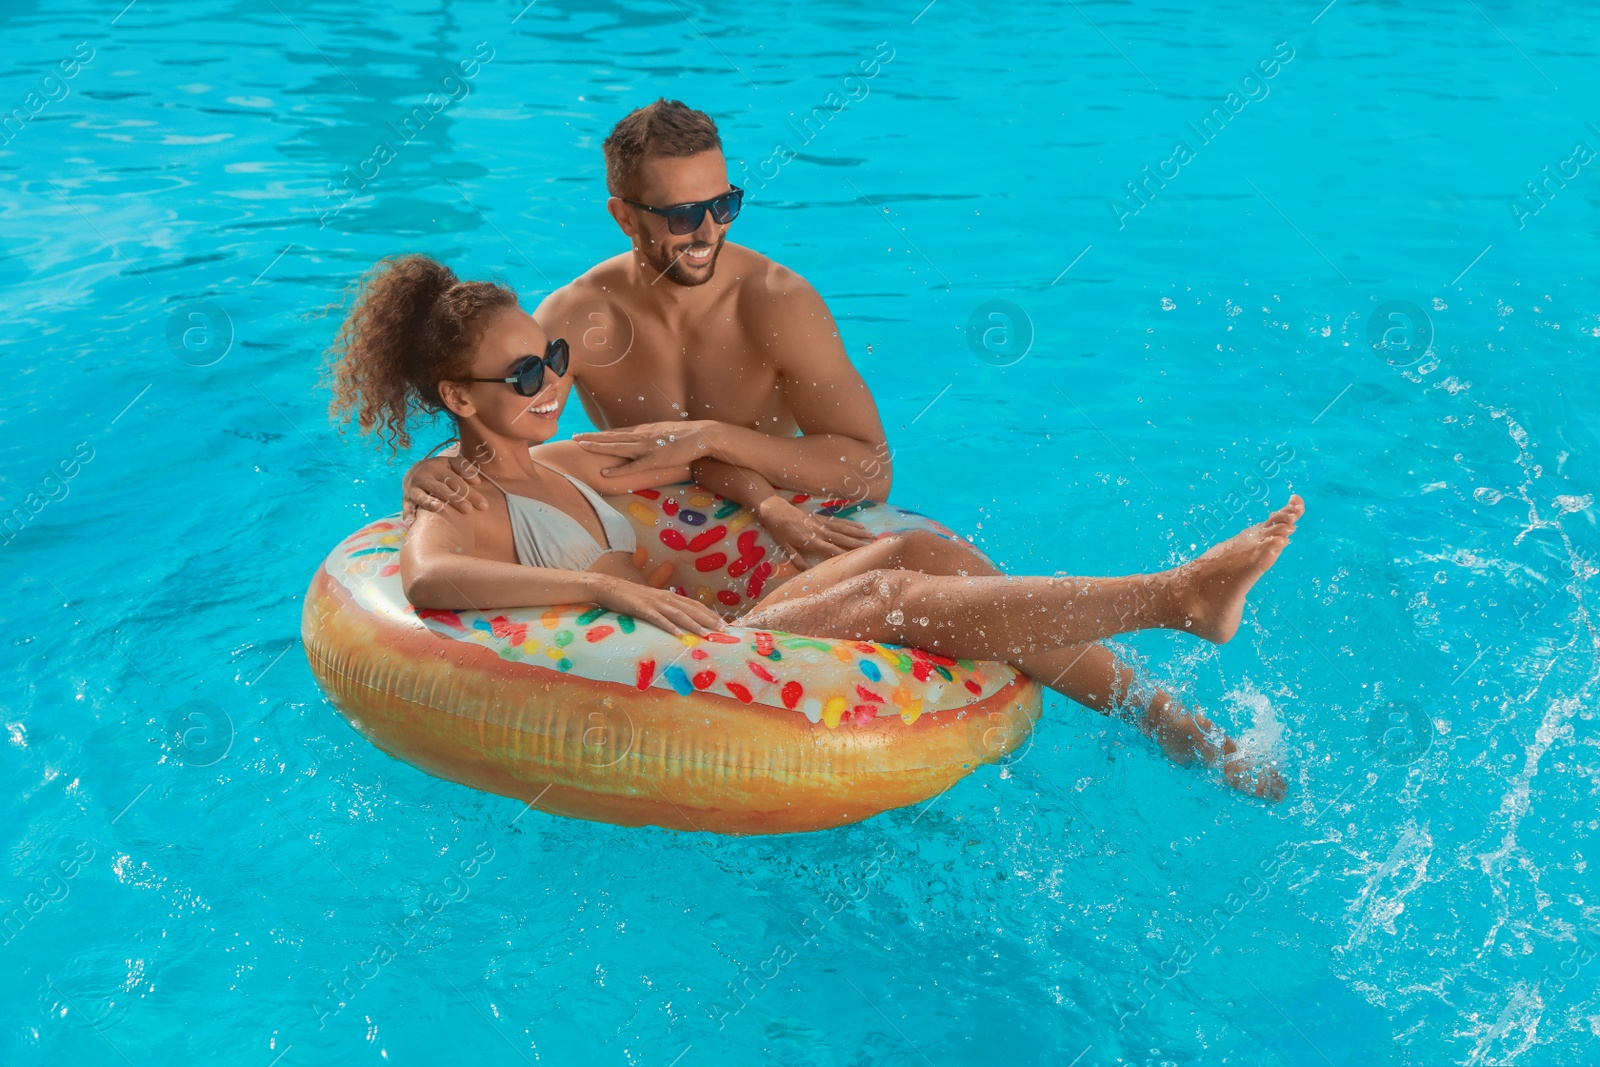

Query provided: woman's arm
[399,505,725,635]
[400,506,606,608]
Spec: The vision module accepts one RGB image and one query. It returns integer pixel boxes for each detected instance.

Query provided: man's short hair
[603,99,722,198]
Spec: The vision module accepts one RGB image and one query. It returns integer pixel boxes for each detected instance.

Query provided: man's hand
[402,455,489,521]
[573,421,718,478]
[755,496,874,570]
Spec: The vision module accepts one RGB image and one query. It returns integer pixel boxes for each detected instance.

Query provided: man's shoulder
[534,255,631,324]
[724,244,819,307]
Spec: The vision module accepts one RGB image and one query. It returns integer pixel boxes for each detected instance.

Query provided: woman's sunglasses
[467,338,570,397]
[621,186,743,235]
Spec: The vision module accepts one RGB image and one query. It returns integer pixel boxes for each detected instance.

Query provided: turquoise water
[4,0,1599,1062]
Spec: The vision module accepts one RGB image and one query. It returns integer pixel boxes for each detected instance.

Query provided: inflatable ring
[301,486,1041,834]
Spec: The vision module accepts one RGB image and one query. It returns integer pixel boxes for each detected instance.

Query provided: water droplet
[1160,297,1176,311]
[1473,487,1503,505]
[886,608,905,626]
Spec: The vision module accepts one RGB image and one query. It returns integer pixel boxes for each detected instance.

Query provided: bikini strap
[480,456,613,525]
[527,455,603,502]
[474,468,511,495]
[472,458,582,502]
[527,456,633,546]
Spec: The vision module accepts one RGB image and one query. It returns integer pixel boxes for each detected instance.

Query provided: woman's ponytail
[326,254,516,452]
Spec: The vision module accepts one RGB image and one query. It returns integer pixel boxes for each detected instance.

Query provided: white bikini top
[477,458,637,572]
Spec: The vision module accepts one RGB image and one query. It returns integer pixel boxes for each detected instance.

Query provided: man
[405,99,1280,797]
[408,98,883,563]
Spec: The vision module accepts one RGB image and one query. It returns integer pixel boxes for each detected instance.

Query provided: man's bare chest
[577,327,786,429]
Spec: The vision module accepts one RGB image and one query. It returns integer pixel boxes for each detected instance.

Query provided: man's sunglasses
[466,338,570,397]
[620,186,743,235]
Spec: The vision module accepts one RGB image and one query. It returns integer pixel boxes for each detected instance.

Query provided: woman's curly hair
[325,255,518,453]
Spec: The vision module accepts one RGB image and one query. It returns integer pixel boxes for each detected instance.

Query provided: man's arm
[706,268,891,499]
[687,456,780,513]
[550,435,875,568]
[530,281,633,431]
[575,268,893,502]
[688,456,874,567]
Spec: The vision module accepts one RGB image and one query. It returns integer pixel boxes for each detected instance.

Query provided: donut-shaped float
[301,486,1041,834]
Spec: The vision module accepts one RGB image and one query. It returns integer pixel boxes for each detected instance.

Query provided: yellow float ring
[301,486,1040,834]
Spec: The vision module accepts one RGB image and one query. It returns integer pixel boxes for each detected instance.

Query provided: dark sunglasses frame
[466,337,570,397]
[621,186,744,235]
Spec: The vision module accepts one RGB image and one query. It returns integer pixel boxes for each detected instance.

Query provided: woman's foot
[1139,694,1288,803]
[1171,495,1304,643]
[1222,743,1288,803]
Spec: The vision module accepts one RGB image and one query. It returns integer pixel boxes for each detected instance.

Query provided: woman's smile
[523,395,561,419]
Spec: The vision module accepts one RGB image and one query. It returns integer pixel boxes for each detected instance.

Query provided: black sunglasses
[621,186,743,235]
[467,338,570,397]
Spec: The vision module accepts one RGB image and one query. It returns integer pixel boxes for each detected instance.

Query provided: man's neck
[619,246,729,320]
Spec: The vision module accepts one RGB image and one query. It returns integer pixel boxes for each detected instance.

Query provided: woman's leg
[742,505,1300,799]
[760,533,1144,700]
[760,532,1170,714]
[1016,641,1284,798]
[759,534,1211,748]
[743,497,1302,661]
[745,530,945,610]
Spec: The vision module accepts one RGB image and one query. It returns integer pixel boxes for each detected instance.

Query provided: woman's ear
[438,379,476,419]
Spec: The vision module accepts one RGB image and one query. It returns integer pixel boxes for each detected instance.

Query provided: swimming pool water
[3,0,1598,1063]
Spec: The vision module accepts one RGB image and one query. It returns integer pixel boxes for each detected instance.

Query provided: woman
[327,256,1302,799]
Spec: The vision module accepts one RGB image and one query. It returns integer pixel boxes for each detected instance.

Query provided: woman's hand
[573,420,718,478]
[755,496,874,570]
[593,577,728,638]
[402,455,488,520]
